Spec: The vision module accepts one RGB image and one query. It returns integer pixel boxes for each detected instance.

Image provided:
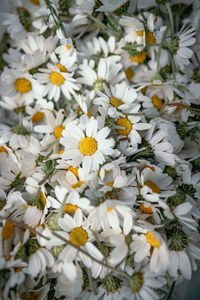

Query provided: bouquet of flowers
[0,0,200,299]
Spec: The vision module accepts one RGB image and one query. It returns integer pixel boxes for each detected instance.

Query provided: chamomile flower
[94,82,138,117]
[60,117,115,172]
[57,208,104,268]
[130,228,169,274]
[78,58,124,91]
[0,68,43,105]
[169,26,196,70]
[34,63,79,102]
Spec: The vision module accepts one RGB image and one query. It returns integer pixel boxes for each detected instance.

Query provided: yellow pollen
[2,221,14,240]
[68,166,79,178]
[125,68,134,80]
[15,78,31,93]
[110,97,124,108]
[136,30,144,36]
[79,137,98,156]
[15,267,23,272]
[31,111,44,123]
[0,146,8,154]
[54,126,65,139]
[77,107,92,118]
[143,165,155,172]
[69,227,88,247]
[63,203,79,214]
[107,181,114,187]
[144,181,160,194]
[66,44,72,50]
[130,50,147,64]
[72,181,84,189]
[145,230,161,248]
[96,26,100,31]
[146,31,155,44]
[141,86,147,94]
[56,63,68,72]
[116,118,132,135]
[49,72,65,86]
[106,206,115,212]
[30,0,40,5]
[38,191,46,210]
[58,149,65,154]
[140,202,153,214]
[152,95,163,110]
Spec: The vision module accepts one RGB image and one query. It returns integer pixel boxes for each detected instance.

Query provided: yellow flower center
[146,31,155,44]
[56,63,68,73]
[136,30,144,36]
[68,166,79,178]
[107,181,114,187]
[38,191,46,210]
[143,165,155,172]
[77,107,92,118]
[49,72,65,86]
[58,149,65,154]
[15,78,32,93]
[54,126,65,139]
[63,203,79,214]
[125,68,134,80]
[145,230,161,248]
[79,137,98,156]
[2,221,14,240]
[140,202,153,214]
[69,227,88,247]
[141,86,147,94]
[116,118,132,135]
[31,111,44,123]
[30,0,40,5]
[144,181,160,194]
[72,181,84,189]
[152,95,163,110]
[106,206,115,212]
[0,146,8,153]
[110,97,124,108]
[66,44,72,50]
[130,50,147,64]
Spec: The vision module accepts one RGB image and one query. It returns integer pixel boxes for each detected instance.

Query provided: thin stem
[45,0,67,37]
[166,281,176,300]
[86,13,119,37]
[166,2,174,37]
[39,174,49,185]
[58,193,68,218]
[156,23,170,73]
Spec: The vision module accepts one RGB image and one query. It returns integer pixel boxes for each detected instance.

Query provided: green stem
[156,23,170,73]
[166,2,174,37]
[166,281,176,300]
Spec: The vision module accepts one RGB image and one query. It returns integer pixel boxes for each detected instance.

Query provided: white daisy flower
[54,37,76,66]
[121,268,166,300]
[130,228,169,274]
[88,199,135,235]
[79,36,120,63]
[34,63,79,102]
[0,68,44,105]
[78,58,124,91]
[137,165,174,202]
[94,82,138,117]
[170,25,196,70]
[60,117,115,172]
[57,208,104,270]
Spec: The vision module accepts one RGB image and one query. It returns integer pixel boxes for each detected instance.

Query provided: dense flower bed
[0,0,200,299]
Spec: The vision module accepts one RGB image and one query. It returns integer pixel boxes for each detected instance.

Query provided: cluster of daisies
[0,0,200,299]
